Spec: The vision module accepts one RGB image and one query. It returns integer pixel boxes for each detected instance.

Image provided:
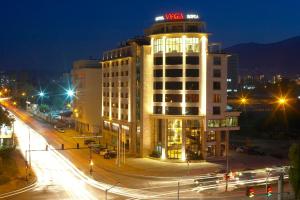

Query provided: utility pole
[28,127,31,175]
[278,173,284,200]
[177,181,180,200]
[225,131,229,192]
[89,146,93,176]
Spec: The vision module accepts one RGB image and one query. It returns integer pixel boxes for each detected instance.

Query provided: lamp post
[265,168,272,199]
[105,182,120,200]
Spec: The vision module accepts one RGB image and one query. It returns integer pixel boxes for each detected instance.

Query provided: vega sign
[155,13,199,22]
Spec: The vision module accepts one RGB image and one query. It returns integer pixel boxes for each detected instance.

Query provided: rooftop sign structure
[155,13,199,22]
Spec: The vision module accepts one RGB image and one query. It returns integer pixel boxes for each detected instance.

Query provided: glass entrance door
[167,119,182,159]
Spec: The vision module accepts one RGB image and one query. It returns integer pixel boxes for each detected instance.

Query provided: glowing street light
[277,97,287,105]
[38,91,45,97]
[66,89,75,98]
[240,97,248,104]
[22,92,26,96]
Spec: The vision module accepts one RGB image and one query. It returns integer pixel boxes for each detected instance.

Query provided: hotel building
[101,13,239,160]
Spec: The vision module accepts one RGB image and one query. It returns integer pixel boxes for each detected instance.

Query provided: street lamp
[105,182,120,200]
[38,91,45,98]
[277,97,287,105]
[66,88,75,98]
[240,97,248,104]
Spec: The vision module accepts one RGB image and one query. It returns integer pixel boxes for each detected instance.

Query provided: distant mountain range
[225,36,300,76]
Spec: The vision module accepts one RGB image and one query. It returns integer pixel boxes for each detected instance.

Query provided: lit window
[166,38,182,53]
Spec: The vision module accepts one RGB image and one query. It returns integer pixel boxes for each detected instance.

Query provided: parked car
[54,125,65,133]
[84,139,96,145]
[100,148,109,156]
[247,148,265,156]
[104,150,117,159]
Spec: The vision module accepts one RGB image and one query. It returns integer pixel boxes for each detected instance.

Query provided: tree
[289,143,300,199]
[0,108,14,127]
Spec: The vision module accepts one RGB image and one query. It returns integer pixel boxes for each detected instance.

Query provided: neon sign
[165,12,184,20]
[155,13,199,22]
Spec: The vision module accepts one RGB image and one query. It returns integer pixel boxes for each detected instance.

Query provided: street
[0,103,291,199]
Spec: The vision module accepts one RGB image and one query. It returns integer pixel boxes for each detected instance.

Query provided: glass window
[165,107,182,115]
[186,81,199,90]
[186,94,199,102]
[153,106,162,114]
[185,107,198,115]
[186,56,199,65]
[167,119,182,159]
[213,69,221,77]
[186,69,199,77]
[154,69,163,77]
[165,82,182,90]
[213,94,221,103]
[185,38,200,53]
[166,38,182,53]
[154,57,163,65]
[166,69,182,77]
[154,39,164,53]
[207,131,216,142]
[213,106,221,115]
[213,56,221,65]
[165,94,182,102]
[153,82,163,89]
[213,81,221,90]
[153,94,163,102]
[166,56,182,65]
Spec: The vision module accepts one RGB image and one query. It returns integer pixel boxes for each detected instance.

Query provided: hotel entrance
[167,119,182,159]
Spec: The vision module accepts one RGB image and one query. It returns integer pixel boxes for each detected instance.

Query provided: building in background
[72,60,101,134]
[101,12,240,160]
[227,54,239,93]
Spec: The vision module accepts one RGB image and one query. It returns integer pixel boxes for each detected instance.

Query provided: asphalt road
[0,102,291,200]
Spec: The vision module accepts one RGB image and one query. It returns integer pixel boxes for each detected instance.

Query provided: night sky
[1,0,300,72]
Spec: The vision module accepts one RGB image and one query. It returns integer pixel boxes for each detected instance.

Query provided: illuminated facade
[101,13,239,160]
[72,60,102,134]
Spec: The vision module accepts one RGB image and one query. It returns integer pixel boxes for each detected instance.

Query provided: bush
[150,150,161,158]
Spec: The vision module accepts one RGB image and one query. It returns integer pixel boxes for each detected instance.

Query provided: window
[166,56,182,65]
[186,81,199,90]
[213,94,221,103]
[186,69,199,77]
[116,72,118,76]
[165,82,182,90]
[165,107,182,115]
[153,39,163,53]
[165,94,182,102]
[165,69,182,77]
[213,106,221,115]
[186,94,199,102]
[125,71,128,76]
[153,82,163,89]
[213,69,221,78]
[154,69,163,77]
[213,81,221,90]
[166,38,182,53]
[125,60,129,65]
[221,131,226,142]
[153,94,163,102]
[185,38,200,53]
[185,107,198,115]
[154,57,163,65]
[154,106,162,114]
[186,56,199,65]
[213,56,221,65]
